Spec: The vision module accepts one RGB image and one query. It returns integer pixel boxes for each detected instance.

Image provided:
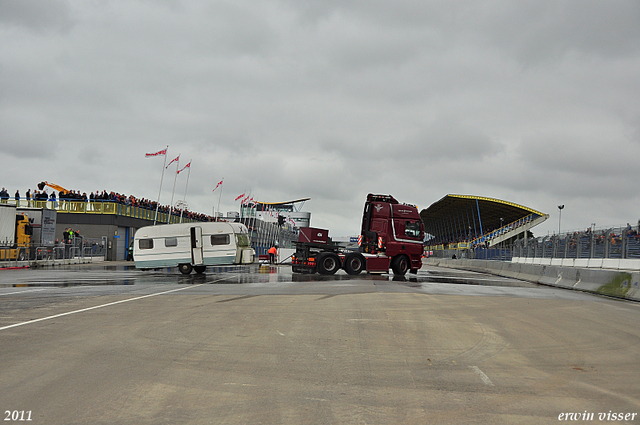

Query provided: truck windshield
[405,221,421,238]
[236,233,250,247]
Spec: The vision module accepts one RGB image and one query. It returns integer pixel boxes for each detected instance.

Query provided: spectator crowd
[0,184,214,222]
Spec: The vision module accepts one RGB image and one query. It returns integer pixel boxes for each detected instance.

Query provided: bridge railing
[1,198,200,224]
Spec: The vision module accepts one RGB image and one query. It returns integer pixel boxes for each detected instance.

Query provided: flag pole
[179,160,192,223]
[216,178,224,220]
[168,156,180,223]
[153,145,168,225]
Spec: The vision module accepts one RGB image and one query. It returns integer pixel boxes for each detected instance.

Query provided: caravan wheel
[194,266,206,274]
[178,264,193,274]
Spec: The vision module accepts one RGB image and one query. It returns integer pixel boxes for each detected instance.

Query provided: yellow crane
[37,181,69,195]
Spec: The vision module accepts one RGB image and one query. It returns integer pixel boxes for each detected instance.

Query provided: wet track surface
[1,262,639,425]
[0,263,601,316]
[0,262,591,298]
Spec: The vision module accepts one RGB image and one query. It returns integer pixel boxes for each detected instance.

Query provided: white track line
[0,284,205,332]
[0,288,48,296]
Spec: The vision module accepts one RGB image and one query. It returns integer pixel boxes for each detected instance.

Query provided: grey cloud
[288,0,451,29]
[0,0,74,33]
[519,130,640,178]
[471,1,640,64]
[318,118,501,164]
[1,0,640,238]
[416,119,502,161]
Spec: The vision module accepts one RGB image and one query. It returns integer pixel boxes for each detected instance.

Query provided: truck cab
[292,194,425,276]
[0,210,32,261]
[360,194,425,274]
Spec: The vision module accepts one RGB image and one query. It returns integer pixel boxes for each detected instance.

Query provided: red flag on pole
[145,148,167,157]
[177,161,191,174]
[235,193,245,201]
[166,155,180,168]
[213,179,224,192]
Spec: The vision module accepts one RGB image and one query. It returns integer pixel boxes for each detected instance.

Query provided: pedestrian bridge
[6,199,201,224]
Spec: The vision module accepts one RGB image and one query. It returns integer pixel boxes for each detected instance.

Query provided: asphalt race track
[1,263,639,425]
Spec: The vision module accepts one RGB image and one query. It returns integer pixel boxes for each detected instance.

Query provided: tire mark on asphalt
[215,295,257,303]
[469,366,495,386]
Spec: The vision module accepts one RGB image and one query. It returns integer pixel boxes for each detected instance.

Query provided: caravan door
[190,226,204,265]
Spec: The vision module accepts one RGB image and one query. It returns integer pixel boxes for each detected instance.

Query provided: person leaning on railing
[0,187,9,203]
[10,185,215,222]
[49,191,57,208]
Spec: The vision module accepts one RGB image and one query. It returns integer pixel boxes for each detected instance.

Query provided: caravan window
[139,239,154,250]
[236,233,250,247]
[211,234,230,245]
[164,238,178,247]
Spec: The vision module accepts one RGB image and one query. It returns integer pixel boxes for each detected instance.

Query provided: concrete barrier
[574,259,589,268]
[556,267,580,290]
[618,259,638,271]
[534,265,554,286]
[499,262,521,279]
[587,258,603,268]
[516,263,544,283]
[423,258,640,302]
[602,259,620,270]
[490,257,640,270]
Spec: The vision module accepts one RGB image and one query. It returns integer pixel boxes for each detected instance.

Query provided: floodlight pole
[558,205,565,235]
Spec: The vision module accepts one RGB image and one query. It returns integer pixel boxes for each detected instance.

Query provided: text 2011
[4,411,32,421]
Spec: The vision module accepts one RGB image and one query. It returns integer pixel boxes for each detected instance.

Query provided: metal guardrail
[1,198,201,224]
[511,225,640,260]
[427,224,640,262]
[0,238,106,267]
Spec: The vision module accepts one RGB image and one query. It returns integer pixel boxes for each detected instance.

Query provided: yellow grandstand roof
[255,198,310,206]
[420,194,547,240]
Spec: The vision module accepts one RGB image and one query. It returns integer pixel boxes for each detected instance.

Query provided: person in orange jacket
[268,246,277,264]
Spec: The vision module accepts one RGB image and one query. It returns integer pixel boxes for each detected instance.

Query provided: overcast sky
[2,0,639,237]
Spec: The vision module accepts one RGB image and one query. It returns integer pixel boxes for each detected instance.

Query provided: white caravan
[133,222,255,274]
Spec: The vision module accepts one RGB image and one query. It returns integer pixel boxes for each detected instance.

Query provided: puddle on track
[0,263,539,289]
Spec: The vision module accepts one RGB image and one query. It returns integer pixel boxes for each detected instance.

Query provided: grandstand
[420,194,549,249]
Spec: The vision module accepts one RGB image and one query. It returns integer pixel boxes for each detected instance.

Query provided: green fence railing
[3,199,200,224]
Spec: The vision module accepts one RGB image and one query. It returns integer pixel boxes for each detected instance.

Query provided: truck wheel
[178,263,193,274]
[317,252,340,275]
[194,266,206,274]
[391,255,409,276]
[344,253,365,275]
[18,251,26,261]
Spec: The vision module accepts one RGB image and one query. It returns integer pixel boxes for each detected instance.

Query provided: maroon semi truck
[291,194,425,276]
